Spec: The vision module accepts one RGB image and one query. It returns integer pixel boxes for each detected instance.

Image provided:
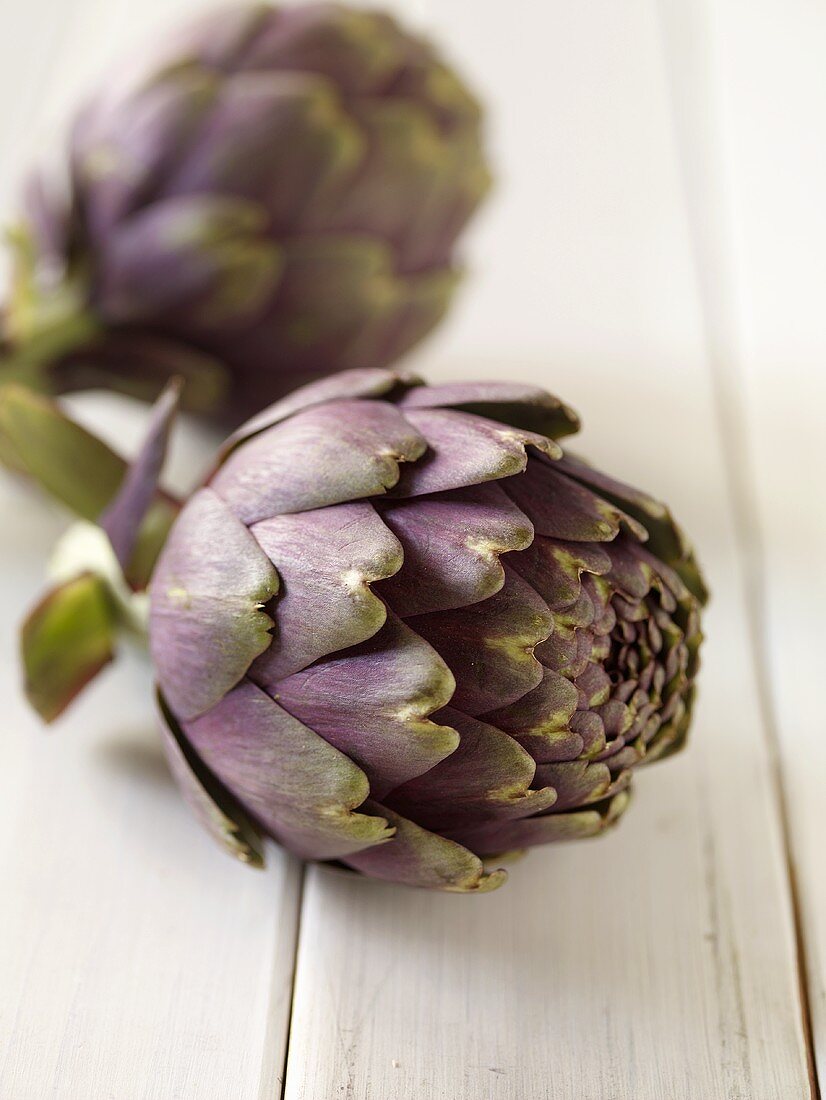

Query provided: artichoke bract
[3,3,489,423]
[146,368,706,891]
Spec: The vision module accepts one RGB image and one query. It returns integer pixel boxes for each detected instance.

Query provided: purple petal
[163,70,361,221]
[558,454,707,606]
[305,97,483,264]
[149,488,278,721]
[344,800,507,892]
[387,707,556,831]
[182,680,393,861]
[249,502,402,681]
[72,67,217,238]
[507,537,611,611]
[482,668,583,763]
[409,564,553,716]
[389,409,560,498]
[533,760,613,810]
[157,692,265,867]
[504,458,648,542]
[534,623,593,678]
[211,399,426,524]
[238,6,409,94]
[377,482,533,616]
[574,663,612,708]
[95,195,280,328]
[446,790,632,857]
[398,381,580,439]
[161,5,271,70]
[266,612,458,798]
[204,238,456,378]
[220,367,418,457]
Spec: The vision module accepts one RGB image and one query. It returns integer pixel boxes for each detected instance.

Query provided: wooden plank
[282,1,813,1096]
[0,2,303,1094]
[0,399,302,1099]
[283,370,810,1097]
[697,0,826,1081]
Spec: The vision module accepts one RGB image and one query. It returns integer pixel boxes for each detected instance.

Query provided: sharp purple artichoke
[141,368,706,891]
[2,3,489,423]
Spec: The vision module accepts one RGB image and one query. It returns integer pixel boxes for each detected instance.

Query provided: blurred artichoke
[16,369,705,891]
[2,3,489,423]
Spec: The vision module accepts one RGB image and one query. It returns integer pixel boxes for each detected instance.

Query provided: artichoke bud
[1,3,491,428]
[18,367,707,893]
[150,368,706,892]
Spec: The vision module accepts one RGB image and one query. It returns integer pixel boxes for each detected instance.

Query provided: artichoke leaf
[21,572,117,722]
[0,383,125,518]
[157,691,266,868]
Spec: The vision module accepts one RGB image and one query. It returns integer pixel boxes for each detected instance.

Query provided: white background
[0,0,824,1096]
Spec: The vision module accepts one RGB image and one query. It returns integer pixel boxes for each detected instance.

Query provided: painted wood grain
[0,2,304,1094]
[282,368,811,1098]
[0,399,303,1099]
[706,0,826,1082]
[281,1,814,1097]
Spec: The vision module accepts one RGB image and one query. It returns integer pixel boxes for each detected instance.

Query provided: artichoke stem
[0,305,99,394]
[48,520,152,641]
[2,225,99,394]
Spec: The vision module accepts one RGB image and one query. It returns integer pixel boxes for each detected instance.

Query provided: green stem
[1,297,99,393]
[1,224,99,394]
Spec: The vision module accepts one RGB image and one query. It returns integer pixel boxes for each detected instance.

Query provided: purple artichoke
[142,368,706,891]
[2,4,489,424]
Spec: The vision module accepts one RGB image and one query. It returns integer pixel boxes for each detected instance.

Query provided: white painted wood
[700,0,826,1079]
[0,1,303,1095]
[283,358,811,1096]
[282,1,814,1096]
[0,402,302,1099]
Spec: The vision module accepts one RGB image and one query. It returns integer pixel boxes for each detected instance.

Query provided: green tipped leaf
[0,382,179,587]
[0,383,125,518]
[21,573,117,722]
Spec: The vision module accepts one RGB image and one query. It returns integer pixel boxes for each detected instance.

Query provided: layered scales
[151,369,705,892]
[14,4,489,422]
